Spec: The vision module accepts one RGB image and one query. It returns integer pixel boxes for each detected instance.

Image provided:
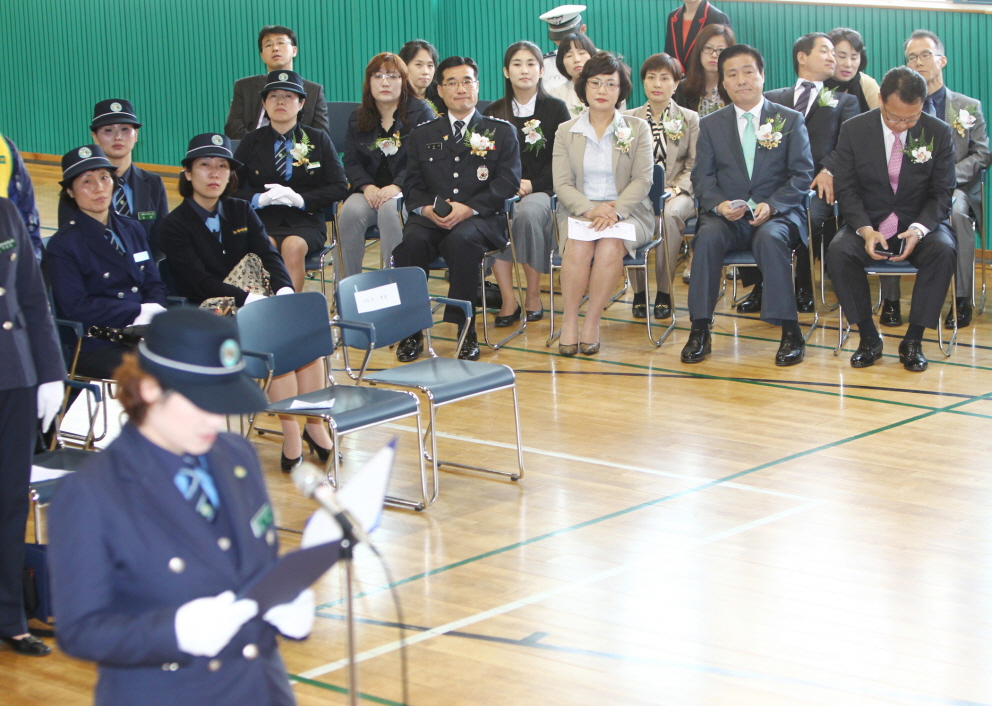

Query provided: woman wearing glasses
[552,52,654,356]
[673,24,735,117]
[337,53,435,280]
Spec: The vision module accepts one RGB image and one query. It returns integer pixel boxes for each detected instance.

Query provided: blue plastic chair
[335,267,523,505]
[236,292,429,510]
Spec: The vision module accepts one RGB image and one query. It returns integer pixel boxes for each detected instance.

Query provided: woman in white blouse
[552,52,654,356]
[548,33,597,118]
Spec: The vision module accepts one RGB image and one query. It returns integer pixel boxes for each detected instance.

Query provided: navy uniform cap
[138,308,267,415]
[91,99,143,130]
[182,133,243,169]
[60,144,117,187]
[540,4,587,41]
[261,70,307,98]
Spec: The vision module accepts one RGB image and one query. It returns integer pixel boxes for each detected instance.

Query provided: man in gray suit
[224,25,329,140]
[683,44,814,366]
[878,30,992,328]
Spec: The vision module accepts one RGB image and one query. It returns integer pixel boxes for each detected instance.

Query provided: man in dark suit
[739,32,860,314]
[826,67,957,372]
[684,44,814,366]
[392,56,521,361]
[0,198,64,655]
[224,25,329,140]
[57,100,170,257]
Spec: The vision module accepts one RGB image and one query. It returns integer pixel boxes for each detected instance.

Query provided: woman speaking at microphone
[48,309,315,706]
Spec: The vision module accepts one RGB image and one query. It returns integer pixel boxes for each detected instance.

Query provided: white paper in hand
[567,217,637,242]
[728,200,756,220]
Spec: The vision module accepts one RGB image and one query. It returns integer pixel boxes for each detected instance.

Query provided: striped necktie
[879,133,904,239]
[104,228,125,257]
[114,185,130,217]
[453,120,465,143]
[175,455,220,523]
[794,81,815,116]
[274,138,291,180]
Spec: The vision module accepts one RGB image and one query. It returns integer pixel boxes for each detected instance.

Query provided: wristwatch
[909,226,925,239]
[819,168,833,177]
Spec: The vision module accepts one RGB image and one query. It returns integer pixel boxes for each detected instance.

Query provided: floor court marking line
[301,502,821,681]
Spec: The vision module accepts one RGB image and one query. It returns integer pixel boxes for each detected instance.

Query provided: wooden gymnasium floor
[6,162,992,705]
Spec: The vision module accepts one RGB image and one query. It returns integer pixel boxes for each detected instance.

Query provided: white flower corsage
[522,119,546,154]
[372,133,401,156]
[755,114,787,149]
[816,87,839,108]
[951,105,979,137]
[661,109,684,142]
[570,103,585,116]
[902,131,934,164]
[465,128,496,157]
[290,132,312,167]
[613,116,633,154]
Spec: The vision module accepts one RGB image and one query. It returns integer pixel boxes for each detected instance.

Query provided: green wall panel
[3,0,990,169]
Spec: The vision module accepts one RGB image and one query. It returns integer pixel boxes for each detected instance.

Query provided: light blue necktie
[742,112,756,178]
[205,214,221,241]
[175,455,220,522]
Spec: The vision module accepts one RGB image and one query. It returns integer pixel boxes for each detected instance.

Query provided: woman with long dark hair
[824,27,880,113]
[399,39,440,113]
[673,23,735,116]
[337,53,435,280]
[483,41,570,324]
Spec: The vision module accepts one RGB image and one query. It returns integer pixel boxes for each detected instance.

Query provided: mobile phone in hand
[432,196,453,218]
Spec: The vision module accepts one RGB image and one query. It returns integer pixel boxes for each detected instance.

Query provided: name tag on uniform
[0,238,14,253]
[137,211,156,221]
[251,503,274,538]
[307,162,321,170]
[133,251,150,262]
[427,142,442,150]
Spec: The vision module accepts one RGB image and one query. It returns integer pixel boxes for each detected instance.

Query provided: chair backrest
[236,292,333,378]
[326,101,361,151]
[336,267,436,350]
[649,163,667,217]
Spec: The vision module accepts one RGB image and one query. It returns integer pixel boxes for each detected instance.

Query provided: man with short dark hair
[684,44,813,366]
[224,25,329,140]
[826,66,957,372]
[391,57,521,361]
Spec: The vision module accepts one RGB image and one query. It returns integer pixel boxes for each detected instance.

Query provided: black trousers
[0,386,36,637]
[75,343,128,380]
[739,195,834,290]
[393,214,500,329]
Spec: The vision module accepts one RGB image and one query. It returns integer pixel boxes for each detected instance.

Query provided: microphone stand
[338,519,360,706]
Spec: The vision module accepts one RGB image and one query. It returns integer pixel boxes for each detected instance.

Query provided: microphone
[291,462,372,547]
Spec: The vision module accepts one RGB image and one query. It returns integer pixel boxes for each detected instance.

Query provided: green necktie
[742,112,756,178]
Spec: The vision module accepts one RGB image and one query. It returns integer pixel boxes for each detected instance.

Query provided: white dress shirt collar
[792,79,823,116]
[448,109,477,135]
[733,101,764,141]
[570,109,622,138]
[512,94,537,118]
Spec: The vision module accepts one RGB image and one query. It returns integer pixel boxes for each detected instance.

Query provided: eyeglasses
[587,79,621,91]
[373,73,402,82]
[905,51,942,64]
[701,45,725,56]
[262,40,293,51]
[440,79,478,89]
[882,108,922,126]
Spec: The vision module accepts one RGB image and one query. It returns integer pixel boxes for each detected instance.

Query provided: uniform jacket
[664,1,732,70]
[764,86,859,173]
[0,198,64,391]
[58,163,169,256]
[159,198,293,306]
[691,100,814,240]
[46,209,167,351]
[233,124,348,236]
[485,94,571,195]
[832,109,955,235]
[225,75,329,140]
[1,135,41,260]
[48,424,310,706]
[343,95,436,193]
[405,111,522,246]
[624,102,699,195]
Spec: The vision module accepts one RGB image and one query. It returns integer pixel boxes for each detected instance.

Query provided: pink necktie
[879,133,903,239]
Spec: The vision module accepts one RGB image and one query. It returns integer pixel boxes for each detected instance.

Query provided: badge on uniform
[0,238,15,253]
[427,142,442,150]
[477,166,489,181]
[250,503,274,538]
[133,251,150,262]
[138,211,156,221]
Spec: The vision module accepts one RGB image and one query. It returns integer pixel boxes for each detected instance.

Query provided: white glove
[263,588,315,639]
[37,380,65,432]
[258,184,288,208]
[282,189,304,209]
[131,302,167,326]
[275,287,294,296]
[243,291,267,306]
[175,590,258,657]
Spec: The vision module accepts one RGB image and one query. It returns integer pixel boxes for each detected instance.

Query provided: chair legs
[480,221,527,350]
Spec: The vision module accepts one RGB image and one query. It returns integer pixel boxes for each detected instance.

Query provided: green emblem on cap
[78,147,92,158]
[211,134,224,146]
[111,102,123,112]
[219,339,240,367]
[279,72,289,81]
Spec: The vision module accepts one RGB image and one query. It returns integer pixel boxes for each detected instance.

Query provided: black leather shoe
[525,308,544,322]
[680,328,711,363]
[898,338,928,371]
[494,306,521,328]
[653,302,672,319]
[280,451,303,473]
[850,337,884,368]
[795,287,815,314]
[1,635,51,656]
[396,332,424,362]
[880,299,902,327]
[631,292,647,319]
[945,297,972,328]
[458,329,481,361]
[302,428,331,463]
[775,330,805,366]
[736,283,762,313]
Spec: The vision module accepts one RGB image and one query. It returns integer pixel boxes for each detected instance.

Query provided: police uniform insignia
[279,72,289,81]
[219,339,240,367]
[211,134,224,146]
[251,503,274,538]
[0,238,15,253]
[477,166,489,181]
[111,102,123,112]
[78,147,92,159]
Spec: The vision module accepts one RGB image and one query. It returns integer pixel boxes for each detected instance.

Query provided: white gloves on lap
[175,590,258,657]
[37,380,64,432]
[132,302,167,326]
[263,588,315,639]
[261,184,304,209]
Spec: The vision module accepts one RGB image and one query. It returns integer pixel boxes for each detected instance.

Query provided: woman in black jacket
[337,53,435,280]
[233,71,348,292]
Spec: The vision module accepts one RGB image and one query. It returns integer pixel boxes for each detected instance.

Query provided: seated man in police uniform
[391,56,521,361]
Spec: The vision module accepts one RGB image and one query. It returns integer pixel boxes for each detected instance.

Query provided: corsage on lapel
[755,113,787,149]
[522,119,546,154]
[661,108,685,142]
[465,127,496,157]
[613,116,633,154]
[816,87,839,108]
[951,105,978,137]
[372,133,401,156]
[290,132,312,167]
[902,130,934,164]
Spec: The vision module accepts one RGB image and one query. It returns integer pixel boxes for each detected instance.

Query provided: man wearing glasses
[391,56,521,361]
[225,25,329,139]
[825,66,956,371]
[874,30,991,328]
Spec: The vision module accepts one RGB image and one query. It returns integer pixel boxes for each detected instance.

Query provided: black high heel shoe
[303,427,332,463]
[280,451,303,473]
